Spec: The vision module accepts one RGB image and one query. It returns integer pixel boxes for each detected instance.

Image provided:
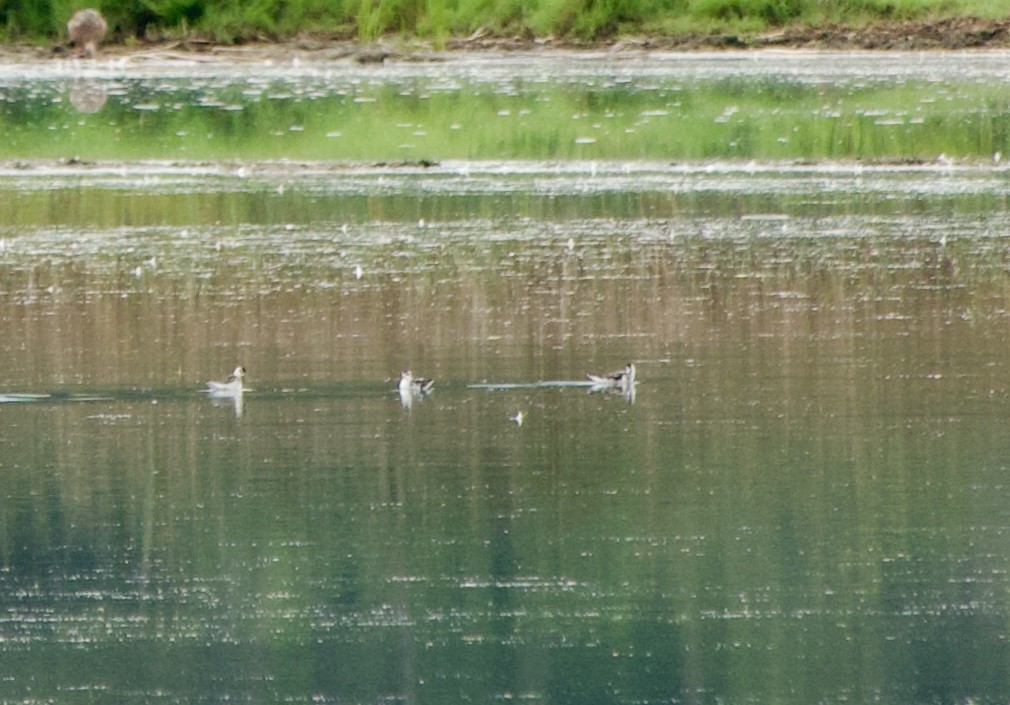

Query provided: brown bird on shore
[67,8,107,57]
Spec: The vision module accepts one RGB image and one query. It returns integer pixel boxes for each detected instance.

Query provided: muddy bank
[5,15,1010,64]
[453,15,1010,51]
[734,15,1010,50]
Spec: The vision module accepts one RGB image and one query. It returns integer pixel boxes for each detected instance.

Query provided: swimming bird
[587,362,636,389]
[67,8,107,58]
[399,369,434,396]
[206,366,245,397]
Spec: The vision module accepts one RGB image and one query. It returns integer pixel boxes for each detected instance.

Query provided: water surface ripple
[1,53,1010,705]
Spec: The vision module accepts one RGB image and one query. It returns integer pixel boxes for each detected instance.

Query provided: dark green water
[3,53,1010,704]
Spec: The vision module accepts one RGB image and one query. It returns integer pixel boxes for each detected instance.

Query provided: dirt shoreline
[6,15,1010,63]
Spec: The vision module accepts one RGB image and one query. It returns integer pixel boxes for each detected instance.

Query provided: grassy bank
[4,0,1010,46]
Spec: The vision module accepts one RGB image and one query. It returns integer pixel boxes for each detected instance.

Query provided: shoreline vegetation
[4,2,1010,57]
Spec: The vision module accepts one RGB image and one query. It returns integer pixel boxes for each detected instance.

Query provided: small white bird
[398,369,434,410]
[206,366,245,397]
[399,369,434,396]
[587,363,636,390]
[510,410,524,426]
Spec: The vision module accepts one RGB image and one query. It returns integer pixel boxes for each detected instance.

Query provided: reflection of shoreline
[69,80,108,113]
[0,220,983,389]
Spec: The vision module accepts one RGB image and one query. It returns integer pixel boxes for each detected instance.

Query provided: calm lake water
[3,51,1010,704]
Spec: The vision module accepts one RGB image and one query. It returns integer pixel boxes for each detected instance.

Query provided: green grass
[6,0,1010,45]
